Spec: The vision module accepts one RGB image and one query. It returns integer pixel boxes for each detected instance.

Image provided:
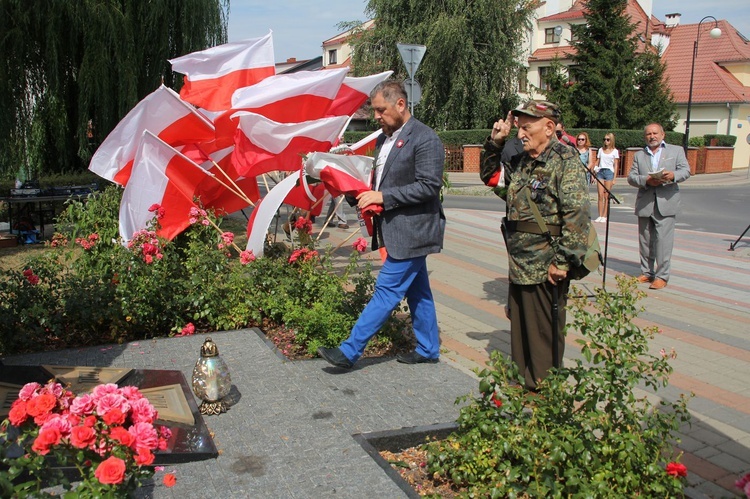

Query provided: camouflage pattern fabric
[481,137,590,285]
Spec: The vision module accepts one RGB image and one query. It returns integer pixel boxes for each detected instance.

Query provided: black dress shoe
[396,351,439,364]
[317,347,353,369]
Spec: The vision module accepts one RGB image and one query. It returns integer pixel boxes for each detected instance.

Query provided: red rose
[666,462,687,477]
[84,415,97,427]
[163,473,177,487]
[8,400,28,426]
[94,456,126,485]
[102,407,126,426]
[109,426,135,447]
[491,393,503,408]
[32,427,61,455]
[134,447,155,466]
[26,393,56,417]
[70,426,96,449]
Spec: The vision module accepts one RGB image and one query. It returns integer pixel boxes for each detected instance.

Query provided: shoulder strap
[522,187,554,244]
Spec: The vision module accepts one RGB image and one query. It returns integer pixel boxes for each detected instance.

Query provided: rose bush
[0,381,171,497]
[0,185,409,358]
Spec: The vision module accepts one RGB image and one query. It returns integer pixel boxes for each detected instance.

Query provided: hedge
[345,128,687,150]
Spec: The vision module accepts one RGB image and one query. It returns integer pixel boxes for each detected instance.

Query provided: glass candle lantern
[192,337,232,415]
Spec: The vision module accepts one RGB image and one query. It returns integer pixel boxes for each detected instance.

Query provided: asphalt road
[443,183,749,237]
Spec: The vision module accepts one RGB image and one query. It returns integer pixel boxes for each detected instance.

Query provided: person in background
[593,132,619,223]
[317,80,445,369]
[480,100,590,391]
[627,123,690,290]
[555,122,576,147]
[575,132,596,185]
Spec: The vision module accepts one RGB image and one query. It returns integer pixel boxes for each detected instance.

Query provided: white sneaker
[600,217,607,223]
[594,217,603,222]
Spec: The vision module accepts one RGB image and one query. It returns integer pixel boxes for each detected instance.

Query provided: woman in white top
[575,132,596,185]
[594,132,619,223]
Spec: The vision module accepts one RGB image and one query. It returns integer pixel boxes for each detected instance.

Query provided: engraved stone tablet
[139,384,195,425]
[0,382,23,418]
[40,365,133,393]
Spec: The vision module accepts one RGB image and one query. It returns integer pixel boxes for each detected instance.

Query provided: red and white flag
[326,70,393,117]
[212,69,349,145]
[304,152,372,197]
[119,131,214,243]
[349,129,382,156]
[231,112,349,177]
[89,85,215,186]
[169,32,276,112]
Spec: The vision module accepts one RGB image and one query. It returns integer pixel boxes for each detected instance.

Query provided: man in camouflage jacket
[480,100,590,390]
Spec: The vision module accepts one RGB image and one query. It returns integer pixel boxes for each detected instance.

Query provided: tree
[568,0,674,131]
[0,0,228,179]
[539,57,577,126]
[348,0,538,130]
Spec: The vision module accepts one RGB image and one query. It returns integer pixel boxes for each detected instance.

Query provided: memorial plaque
[139,384,195,425]
[0,381,23,418]
[41,365,133,393]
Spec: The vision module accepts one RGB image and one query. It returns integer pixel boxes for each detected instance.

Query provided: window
[328,49,337,65]
[518,67,528,93]
[539,66,551,91]
[545,27,561,44]
[568,65,580,84]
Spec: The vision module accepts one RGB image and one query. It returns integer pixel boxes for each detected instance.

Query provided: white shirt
[374,124,405,190]
[645,141,666,172]
[597,148,619,171]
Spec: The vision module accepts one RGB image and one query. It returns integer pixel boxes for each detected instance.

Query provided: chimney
[286,57,297,63]
[665,13,681,28]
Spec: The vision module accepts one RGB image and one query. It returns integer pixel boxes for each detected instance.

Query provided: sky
[227,1,750,63]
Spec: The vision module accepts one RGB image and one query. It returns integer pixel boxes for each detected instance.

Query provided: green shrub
[0,189,408,358]
[425,275,692,497]
[703,134,737,147]
[689,136,706,148]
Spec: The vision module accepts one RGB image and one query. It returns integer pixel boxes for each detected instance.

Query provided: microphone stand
[729,223,750,251]
[581,160,620,291]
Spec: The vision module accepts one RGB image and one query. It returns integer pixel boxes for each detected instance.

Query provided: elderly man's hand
[548,264,567,285]
[491,110,514,146]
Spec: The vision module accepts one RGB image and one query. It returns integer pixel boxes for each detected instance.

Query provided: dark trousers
[509,280,569,390]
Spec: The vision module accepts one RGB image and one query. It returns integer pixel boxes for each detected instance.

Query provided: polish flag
[212,69,349,145]
[304,152,372,197]
[119,131,214,243]
[326,70,393,117]
[89,85,215,186]
[231,112,349,177]
[349,129,382,156]
[169,32,276,112]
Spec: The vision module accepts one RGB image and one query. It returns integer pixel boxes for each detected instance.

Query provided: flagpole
[203,214,244,254]
[333,227,361,252]
[315,194,345,242]
[194,144,255,207]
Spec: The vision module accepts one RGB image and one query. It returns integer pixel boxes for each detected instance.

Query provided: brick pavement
[3,170,749,497]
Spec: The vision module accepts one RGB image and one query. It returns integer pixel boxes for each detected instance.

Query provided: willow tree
[348,0,537,130]
[0,0,228,179]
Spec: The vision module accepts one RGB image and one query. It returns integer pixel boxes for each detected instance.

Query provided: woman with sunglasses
[575,132,596,185]
[593,133,619,223]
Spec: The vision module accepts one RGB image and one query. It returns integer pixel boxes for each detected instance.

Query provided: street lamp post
[683,16,722,152]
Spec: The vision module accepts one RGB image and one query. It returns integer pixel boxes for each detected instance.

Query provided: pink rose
[95,393,130,417]
[41,414,72,436]
[94,456,126,485]
[128,422,158,450]
[240,250,256,265]
[352,237,368,253]
[70,393,95,416]
[130,398,158,424]
[18,382,41,401]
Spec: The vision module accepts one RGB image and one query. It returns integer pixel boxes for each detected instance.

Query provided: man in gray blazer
[627,123,691,289]
[318,80,446,369]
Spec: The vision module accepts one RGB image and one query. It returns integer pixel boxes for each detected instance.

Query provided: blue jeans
[339,255,440,362]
